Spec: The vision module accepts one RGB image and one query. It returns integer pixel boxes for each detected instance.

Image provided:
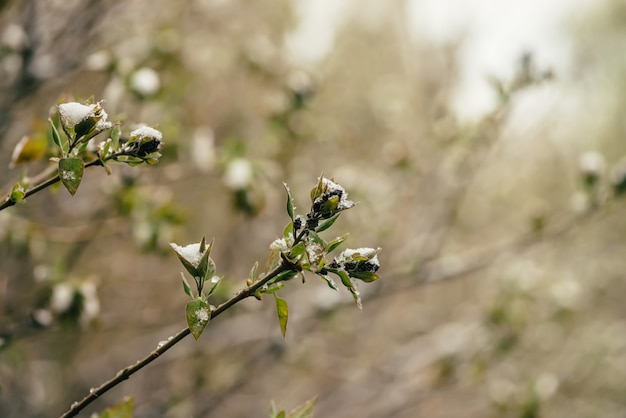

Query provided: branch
[58,261,293,418]
[0,159,103,211]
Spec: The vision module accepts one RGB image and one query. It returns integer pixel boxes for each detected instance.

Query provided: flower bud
[121,126,163,160]
[309,177,355,221]
[329,247,381,282]
[57,100,113,138]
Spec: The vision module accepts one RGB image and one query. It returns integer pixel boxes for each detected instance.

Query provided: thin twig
[0,159,104,211]
[58,261,293,418]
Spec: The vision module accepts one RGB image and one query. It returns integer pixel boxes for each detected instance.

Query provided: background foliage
[1,0,626,417]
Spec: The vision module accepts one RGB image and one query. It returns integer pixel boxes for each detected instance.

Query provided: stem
[59,261,293,418]
[0,159,103,211]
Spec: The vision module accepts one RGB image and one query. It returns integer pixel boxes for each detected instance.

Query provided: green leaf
[111,124,121,146]
[326,233,349,253]
[289,241,306,261]
[317,273,338,290]
[197,238,215,281]
[261,283,285,294]
[58,158,84,196]
[335,269,362,309]
[249,261,259,282]
[284,182,295,221]
[186,298,211,340]
[99,397,134,418]
[50,119,65,155]
[274,294,289,339]
[350,271,380,283]
[10,183,25,203]
[316,213,340,233]
[206,275,221,296]
[271,270,298,284]
[310,175,324,202]
[181,273,194,298]
[283,221,294,239]
[287,395,318,418]
[269,401,279,418]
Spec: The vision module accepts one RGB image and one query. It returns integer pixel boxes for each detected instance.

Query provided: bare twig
[58,261,293,418]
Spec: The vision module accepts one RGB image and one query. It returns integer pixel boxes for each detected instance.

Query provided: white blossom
[130,67,161,96]
[579,151,605,177]
[223,158,253,190]
[50,283,74,313]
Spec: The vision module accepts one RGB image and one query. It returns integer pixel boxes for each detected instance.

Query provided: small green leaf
[197,238,215,281]
[288,241,306,261]
[269,401,279,418]
[335,269,362,309]
[317,273,338,290]
[206,275,221,296]
[326,233,349,253]
[49,119,65,155]
[271,270,298,284]
[283,221,293,239]
[10,183,25,203]
[261,283,285,294]
[284,182,295,221]
[310,175,324,202]
[287,395,318,418]
[316,213,340,233]
[181,273,194,298]
[99,397,134,418]
[350,271,380,283]
[111,125,121,147]
[274,294,289,339]
[186,298,211,340]
[58,158,84,196]
[249,261,259,282]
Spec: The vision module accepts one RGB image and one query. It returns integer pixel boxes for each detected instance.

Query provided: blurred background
[1,0,626,417]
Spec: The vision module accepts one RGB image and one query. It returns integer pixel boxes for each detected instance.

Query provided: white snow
[195,307,210,322]
[57,101,113,132]
[130,125,163,141]
[58,102,97,127]
[170,242,204,267]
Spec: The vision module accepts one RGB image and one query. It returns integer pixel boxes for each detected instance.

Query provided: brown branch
[58,261,293,418]
[0,159,104,211]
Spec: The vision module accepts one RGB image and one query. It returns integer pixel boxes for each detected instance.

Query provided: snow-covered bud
[307,177,355,228]
[170,237,215,280]
[329,247,381,282]
[122,125,163,159]
[57,100,113,138]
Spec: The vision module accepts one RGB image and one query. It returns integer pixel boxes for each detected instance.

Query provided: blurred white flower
[535,373,559,400]
[223,158,253,190]
[2,23,27,50]
[85,50,111,71]
[80,280,100,323]
[130,67,161,96]
[579,151,605,178]
[50,283,74,313]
